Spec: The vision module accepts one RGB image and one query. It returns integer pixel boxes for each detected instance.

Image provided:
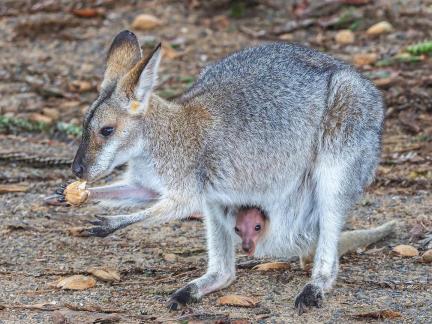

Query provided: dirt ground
[0,0,431,323]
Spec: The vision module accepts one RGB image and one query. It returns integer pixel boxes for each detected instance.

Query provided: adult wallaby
[69,30,385,313]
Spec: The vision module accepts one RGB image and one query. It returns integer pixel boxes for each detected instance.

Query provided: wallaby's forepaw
[44,183,69,206]
[167,284,198,311]
[84,216,118,237]
[294,283,323,315]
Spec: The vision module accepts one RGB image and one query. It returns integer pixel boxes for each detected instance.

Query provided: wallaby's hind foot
[294,283,323,315]
[167,283,199,311]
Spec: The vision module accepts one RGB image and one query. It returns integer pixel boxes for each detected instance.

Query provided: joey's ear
[101,30,142,91]
[116,43,162,114]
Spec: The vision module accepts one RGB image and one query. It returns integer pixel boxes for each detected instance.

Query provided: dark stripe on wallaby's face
[83,85,115,131]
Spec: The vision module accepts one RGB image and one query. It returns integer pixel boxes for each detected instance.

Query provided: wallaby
[66,30,386,313]
[234,206,396,262]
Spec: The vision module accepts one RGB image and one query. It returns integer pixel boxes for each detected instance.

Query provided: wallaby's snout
[71,159,84,178]
[71,142,88,179]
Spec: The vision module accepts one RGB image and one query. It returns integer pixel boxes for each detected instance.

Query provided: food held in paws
[64,180,89,206]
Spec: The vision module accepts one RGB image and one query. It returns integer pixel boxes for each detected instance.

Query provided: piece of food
[64,180,89,206]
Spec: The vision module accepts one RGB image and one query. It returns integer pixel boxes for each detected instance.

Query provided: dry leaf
[72,8,104,18]
[29,113,54,124]
[163,253,177,262]
[42,108,60,121]
[352,53,378,66]
[162,44,185,60]
[51,311,68,324]
[352,309,401,319]
[55,275,96,290]
[218,295,259,307]
[373,77,396,88]
[0,184,29,194]
[87,267,120,282]
[392,244,419,257]
[64,180,88,206]
[366,21,393,36]
[421,249,432,263]
[132,14,162,30]
[252,262,290,271]
[19,302,60,311]
[70,80,93,93]
[67,226,89,237]
[335,30,355,45]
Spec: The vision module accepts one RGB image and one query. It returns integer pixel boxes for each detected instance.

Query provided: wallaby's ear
[101,30,142,91]
[117,43,162,114]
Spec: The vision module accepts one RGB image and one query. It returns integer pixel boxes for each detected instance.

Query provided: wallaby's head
[72,30,162,181]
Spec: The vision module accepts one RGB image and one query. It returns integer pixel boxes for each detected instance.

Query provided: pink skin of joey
[234,207,267,256]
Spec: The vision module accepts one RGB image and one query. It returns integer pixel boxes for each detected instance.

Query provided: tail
[338,220,397,256]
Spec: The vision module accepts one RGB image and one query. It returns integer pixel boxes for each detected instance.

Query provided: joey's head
[234,207,267,256]
[72,30,162,181]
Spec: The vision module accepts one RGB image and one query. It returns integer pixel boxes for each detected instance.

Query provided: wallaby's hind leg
[295,156,355,314]
[168,204,236,310]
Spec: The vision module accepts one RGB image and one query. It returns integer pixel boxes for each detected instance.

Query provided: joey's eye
[234,227,240,233]
[100,126,114,137]
[255,224,261,231]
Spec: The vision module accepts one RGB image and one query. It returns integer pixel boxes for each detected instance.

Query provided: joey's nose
[72,162,84,178]
[242,241,253,254]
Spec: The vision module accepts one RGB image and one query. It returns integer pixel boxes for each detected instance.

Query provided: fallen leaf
[212,15,230,30]
[421,249,432,263]
[352,53,378,66]
[335,30,355,45]
[162,44,185,60]
[67,226,90,237]
[93,314,122,323]
[366,21,393,36]
[87,267,120,282]
[5,223,30,232]
[352,309,401,319]
[29,113,54,124]
[55,275,96,290]
[373,77,396,88]
[163,253,177,262]
[252,262,290,271]
[18,302,59,311]
[218,295,259,307]
[51,311,68,324]
[132,14,162,30]
[399,110,420,134]
[392,244,419,257]
[0,184,29,194]
[42,108,60,121]
[71,8,104,18]
[70,80,93,93]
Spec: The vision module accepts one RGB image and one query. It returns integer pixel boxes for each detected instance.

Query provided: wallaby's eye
[100,126,114,137]
[255,224,261,231]
[234,227,240,234]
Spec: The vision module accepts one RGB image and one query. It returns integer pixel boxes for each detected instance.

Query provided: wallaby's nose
[72,162,84,178]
